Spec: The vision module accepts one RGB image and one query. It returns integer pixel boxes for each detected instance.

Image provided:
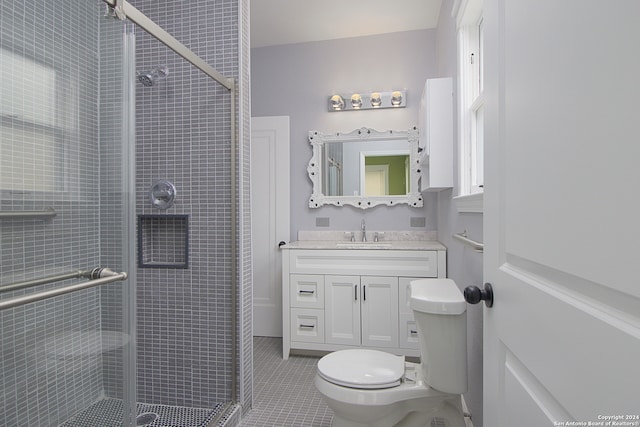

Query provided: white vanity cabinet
[282,246,446,359]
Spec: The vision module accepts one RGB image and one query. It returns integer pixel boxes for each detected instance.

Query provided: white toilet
[315,278,468,427]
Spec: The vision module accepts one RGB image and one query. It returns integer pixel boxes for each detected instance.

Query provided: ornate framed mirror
[307,127,423,209]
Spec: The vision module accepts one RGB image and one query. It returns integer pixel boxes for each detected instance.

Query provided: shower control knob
[464,283,494,308]
[150,179,176,210]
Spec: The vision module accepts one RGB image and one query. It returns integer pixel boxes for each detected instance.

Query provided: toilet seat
[317,349,405,389]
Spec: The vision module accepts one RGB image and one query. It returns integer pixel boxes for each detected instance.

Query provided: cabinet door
[361,276,399,348]
[325,275,360,346]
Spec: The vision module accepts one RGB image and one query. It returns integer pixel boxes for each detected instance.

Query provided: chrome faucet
[361,219,366,242]
[345,231,356,242]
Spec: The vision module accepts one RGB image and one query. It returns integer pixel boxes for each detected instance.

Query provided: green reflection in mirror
[363,155,409,196]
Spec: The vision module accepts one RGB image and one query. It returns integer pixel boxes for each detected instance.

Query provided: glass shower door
[0,1,137,425]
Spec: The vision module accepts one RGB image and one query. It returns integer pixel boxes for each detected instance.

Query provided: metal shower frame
[103,0,240,412]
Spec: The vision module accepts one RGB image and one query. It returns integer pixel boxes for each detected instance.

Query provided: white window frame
[453,0,484,213]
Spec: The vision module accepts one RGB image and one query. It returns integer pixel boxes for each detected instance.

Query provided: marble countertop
[281,240,446,251]
[282,231,446,250]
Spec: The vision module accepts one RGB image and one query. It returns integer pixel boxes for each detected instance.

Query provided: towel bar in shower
[0,267,119,293]
[0,208,57,219]
[0,269,128,310]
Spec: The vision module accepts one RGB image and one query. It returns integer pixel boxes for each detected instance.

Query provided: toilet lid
[317,349,405,389]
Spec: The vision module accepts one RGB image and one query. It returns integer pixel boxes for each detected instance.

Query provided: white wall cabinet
[282,248,446,359]
[419,77,454,191]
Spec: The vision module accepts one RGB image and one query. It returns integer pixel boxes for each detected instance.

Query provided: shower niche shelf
[138,214,189,269]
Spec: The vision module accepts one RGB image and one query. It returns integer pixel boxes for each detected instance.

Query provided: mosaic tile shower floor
[61,398,224,427]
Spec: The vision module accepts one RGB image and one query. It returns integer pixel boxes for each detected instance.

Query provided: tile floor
[239,337,333,426]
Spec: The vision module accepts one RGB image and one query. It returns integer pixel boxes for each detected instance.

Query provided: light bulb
[351,94,363,109]
[391,91,403,106]
[370,92,382,107]
[330,95,345,110]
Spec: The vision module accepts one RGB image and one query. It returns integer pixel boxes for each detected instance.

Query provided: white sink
[335,242,393,249]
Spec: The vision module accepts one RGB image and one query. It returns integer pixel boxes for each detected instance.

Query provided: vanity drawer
[290,308,325,343]
[399,313,420,350]
[290,274,324,309]
[289,249,439,277]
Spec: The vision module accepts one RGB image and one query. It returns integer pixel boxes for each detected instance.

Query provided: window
[454,0,484,213]
[0,48,66,195]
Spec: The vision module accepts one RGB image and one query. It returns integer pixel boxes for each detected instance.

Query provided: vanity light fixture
[328,90,406,112]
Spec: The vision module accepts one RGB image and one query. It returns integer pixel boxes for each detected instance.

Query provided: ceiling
[250,0,443,48]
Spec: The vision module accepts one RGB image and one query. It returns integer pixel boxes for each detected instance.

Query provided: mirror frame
[307,127,423,209]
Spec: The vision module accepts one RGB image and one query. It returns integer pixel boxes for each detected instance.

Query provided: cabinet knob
[464,283,494,307]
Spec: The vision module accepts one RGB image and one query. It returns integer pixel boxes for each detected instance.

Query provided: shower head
[137,65,169,87]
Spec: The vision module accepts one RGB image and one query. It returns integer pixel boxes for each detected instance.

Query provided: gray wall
[251,30,440,237]
[435,1,484,425]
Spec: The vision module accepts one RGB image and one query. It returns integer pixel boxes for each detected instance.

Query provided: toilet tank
[409,279,467,394]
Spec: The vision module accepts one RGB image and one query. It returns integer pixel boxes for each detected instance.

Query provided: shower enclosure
[0,0,245,426]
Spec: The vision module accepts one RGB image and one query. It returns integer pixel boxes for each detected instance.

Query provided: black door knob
[278,241,287,248]
[464,283,494,307]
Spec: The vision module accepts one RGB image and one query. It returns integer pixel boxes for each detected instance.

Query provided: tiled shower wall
[131,0,251,410]
[239,0,253,415]
[0,1,129,425]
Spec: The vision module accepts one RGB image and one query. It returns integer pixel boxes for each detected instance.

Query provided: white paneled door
[251,116,290,337]
[483,1,640,425]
